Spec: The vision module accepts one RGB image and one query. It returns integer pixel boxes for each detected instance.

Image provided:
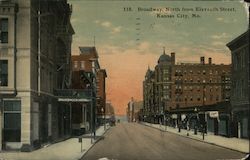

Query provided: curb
[79,126,111,160]
[140,123,249,154]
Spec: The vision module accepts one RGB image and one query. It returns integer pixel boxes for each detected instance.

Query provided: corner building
[0,0,74,151]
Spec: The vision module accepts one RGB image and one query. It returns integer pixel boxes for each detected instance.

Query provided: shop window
[3,101,21,142]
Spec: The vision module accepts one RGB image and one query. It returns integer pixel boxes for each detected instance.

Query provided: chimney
[208,57,212,65]
[200,56,205,65]
[171,52,175,65]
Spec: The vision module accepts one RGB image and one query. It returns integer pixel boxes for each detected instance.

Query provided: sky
[68,0,249,115]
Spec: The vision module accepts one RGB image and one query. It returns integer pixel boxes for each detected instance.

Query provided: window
[210,95,213,101]
[3,101,21,142]
[190,96,193,101]
[80,61,85,69]
[73,61,78,69]
[203,70,206,75]
[163,69,169,74]
[0,18,8,43]
[0,60,8,86]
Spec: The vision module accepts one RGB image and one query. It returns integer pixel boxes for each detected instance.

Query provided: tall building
[169,57,231,110]
[143,67,155,122]
[143,51,232,133]
[143,49,175,123]
[96,69,107,126]
[154,50,174,121]
[0,0,74,151]
[227,29,249,139]
[127,97,134,122]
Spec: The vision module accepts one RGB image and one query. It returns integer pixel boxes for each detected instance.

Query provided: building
[142,50,232,136]
[105,102,115,123]
[169,57,231,110]
[227,29,249,139]
[143,67,155,122]
[71,46,104,135]
[169,57,231,136]
[0,0,74,151]
[142,49,175,123]
[127,98,143,122]
[96,69,107,126]
[154,50,175,123]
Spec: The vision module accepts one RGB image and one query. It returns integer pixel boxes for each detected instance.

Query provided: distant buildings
[227,29,249,139]
[105,102,115,123]
[0,0,74,151]
[127,98,143,122]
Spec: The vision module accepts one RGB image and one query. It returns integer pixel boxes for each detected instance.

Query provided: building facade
[227,29,249,139]
[169,57,231,110]
[71,46,107,135]
[96,69,107,126]
[0,0,74,151]
[142,50,232,136]
[143,67,155,122]
[127,98,142,122]
[154,51,174,122]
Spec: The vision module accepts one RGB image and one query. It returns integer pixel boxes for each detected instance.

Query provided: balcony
[54,89,94,102]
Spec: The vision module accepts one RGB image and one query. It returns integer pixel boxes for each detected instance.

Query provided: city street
[82,123,246,160]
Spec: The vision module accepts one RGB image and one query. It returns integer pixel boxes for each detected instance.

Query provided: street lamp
[101,107,106,131]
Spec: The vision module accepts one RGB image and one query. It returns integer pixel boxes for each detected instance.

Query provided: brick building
[96,69,107,126]
[143,50,232,136]
[71,46,107,135]
[169,57,231,110]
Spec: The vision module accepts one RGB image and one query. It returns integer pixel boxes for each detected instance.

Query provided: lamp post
[101,107,106,131]
[194,107,198,135]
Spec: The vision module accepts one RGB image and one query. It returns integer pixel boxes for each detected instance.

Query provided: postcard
[0,0,249,160]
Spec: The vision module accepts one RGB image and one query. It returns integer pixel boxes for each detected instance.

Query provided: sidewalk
[142,122,249,153]
[0,125,110,160]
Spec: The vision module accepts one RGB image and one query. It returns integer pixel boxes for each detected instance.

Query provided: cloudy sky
[68,0,249,115]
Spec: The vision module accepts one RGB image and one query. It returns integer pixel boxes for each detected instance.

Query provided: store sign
[209,111,219,118]
[171,114,177,119]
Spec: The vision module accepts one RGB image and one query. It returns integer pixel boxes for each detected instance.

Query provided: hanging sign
[209,111,219,118]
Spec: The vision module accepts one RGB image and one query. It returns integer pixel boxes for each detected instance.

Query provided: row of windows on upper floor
[145,85,229,94]
[174,77,230,83]
[152,75,230,82]
[73,61,85,69]
[174,95,223,102]
[174,69,229,75]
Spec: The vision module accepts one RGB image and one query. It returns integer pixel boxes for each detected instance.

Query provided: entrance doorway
[2,100,21,150]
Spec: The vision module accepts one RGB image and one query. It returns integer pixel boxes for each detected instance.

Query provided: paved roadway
[82,123,246,160]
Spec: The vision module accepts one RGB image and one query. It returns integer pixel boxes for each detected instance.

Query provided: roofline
[226,29,249,47]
